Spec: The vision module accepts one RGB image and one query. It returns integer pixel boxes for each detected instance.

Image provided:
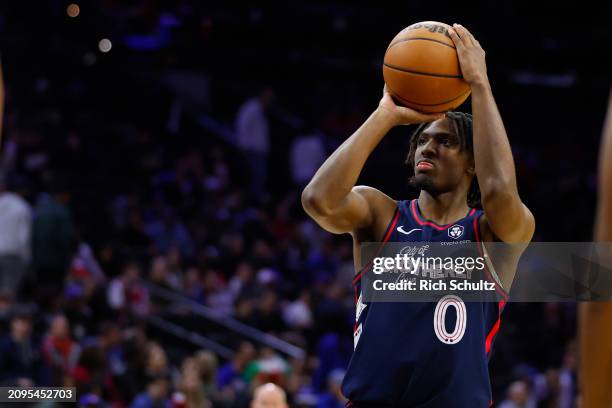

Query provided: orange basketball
[383,21,471,113]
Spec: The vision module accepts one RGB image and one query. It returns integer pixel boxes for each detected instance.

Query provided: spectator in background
[41,314,81,386]
[283,289,313,331]
[130,374,172,408]
[78,393,103,408]
[498,380,537,408]
[98,322,126,378]
[62,281,95,340]
[202,269,233,315]
[289,129,326,187]
[316,369,346,408]
[311,334,348,392]
[0,170,32,293]
[165,247,184,281]
[182,265,204,303]
[245,347,291,390]
[194,350,218,398]
[228,262,258,300]
[69,243,107,286]
[235,88,275,196]
[532,348,576,408]
[313,279,350,336]
[217,341,256,390]
[144,209,194,259]
[145,342,170,380]
[251,290,284,334]
[149,255,181,291]
[72,343,123,406]
[121,326,150,401]
[0,307,41,386]
[118,210,151,260]
[31,179,74,289]
[250,382,288,408]
[107,261,150,320]
[177,357,210,408]
[558,340,577,408]
[0,290,14,333]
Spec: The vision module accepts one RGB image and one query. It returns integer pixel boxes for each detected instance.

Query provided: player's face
[413,118,473,193]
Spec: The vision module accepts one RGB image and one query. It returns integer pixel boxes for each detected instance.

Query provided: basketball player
[302,24,534,407]
[579,90,612,408]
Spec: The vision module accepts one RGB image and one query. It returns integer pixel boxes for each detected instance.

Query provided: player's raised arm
[594,89,612,241]
[301,89,442,235]
[578,90,612,408]
[448,24,535,243]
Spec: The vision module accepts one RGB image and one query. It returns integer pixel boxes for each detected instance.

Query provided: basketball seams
[383,63,463,79]
[386,37,456,51]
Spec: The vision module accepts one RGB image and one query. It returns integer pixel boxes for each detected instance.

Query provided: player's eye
[439,137,455,147]
[417,135,427,145]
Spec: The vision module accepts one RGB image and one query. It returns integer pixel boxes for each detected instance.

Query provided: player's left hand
[448,24,488,87]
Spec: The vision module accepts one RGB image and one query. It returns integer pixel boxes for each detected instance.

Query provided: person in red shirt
[41,314,81,385]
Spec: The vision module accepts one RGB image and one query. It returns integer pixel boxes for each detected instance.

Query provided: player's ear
[466,158,475,176]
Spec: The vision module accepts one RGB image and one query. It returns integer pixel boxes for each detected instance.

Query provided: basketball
[383,21,471,113]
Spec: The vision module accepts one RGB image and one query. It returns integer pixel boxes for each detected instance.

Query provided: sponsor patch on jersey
[448,224,465,239]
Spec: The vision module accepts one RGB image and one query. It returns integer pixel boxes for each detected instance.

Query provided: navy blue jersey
[342,199,508,408]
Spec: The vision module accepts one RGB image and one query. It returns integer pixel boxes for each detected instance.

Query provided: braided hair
[405,111,481,209]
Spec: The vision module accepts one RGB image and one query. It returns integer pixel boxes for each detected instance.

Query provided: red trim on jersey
[345,401,353,408]
[352,206,400,285]
[411,200,475,231]
[411,200,450,230]
[485,315,501,355]
[473,216,509,300]
[485,300,506,355]
[353,285,359,333]
[382,209,399,242]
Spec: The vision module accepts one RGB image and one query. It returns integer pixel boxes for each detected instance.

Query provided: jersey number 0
[433,295,467,344]
[354,294,468,349]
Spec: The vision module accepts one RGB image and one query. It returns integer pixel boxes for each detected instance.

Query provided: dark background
[0,0,610,407]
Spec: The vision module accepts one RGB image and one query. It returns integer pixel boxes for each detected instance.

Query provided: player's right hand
[377,85,444,126]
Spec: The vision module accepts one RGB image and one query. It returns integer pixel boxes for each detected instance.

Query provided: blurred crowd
[1,0,607,407]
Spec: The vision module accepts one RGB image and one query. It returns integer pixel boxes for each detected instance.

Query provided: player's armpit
[478,207,532,291]
[302,185,394,235]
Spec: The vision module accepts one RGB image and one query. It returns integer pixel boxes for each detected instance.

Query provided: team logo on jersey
[448,224,464,239]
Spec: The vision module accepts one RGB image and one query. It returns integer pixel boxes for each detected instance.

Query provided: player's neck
[417,191,470,225]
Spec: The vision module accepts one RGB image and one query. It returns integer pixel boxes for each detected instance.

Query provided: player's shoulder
[352,185,398,238]
[352,185,397,211]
